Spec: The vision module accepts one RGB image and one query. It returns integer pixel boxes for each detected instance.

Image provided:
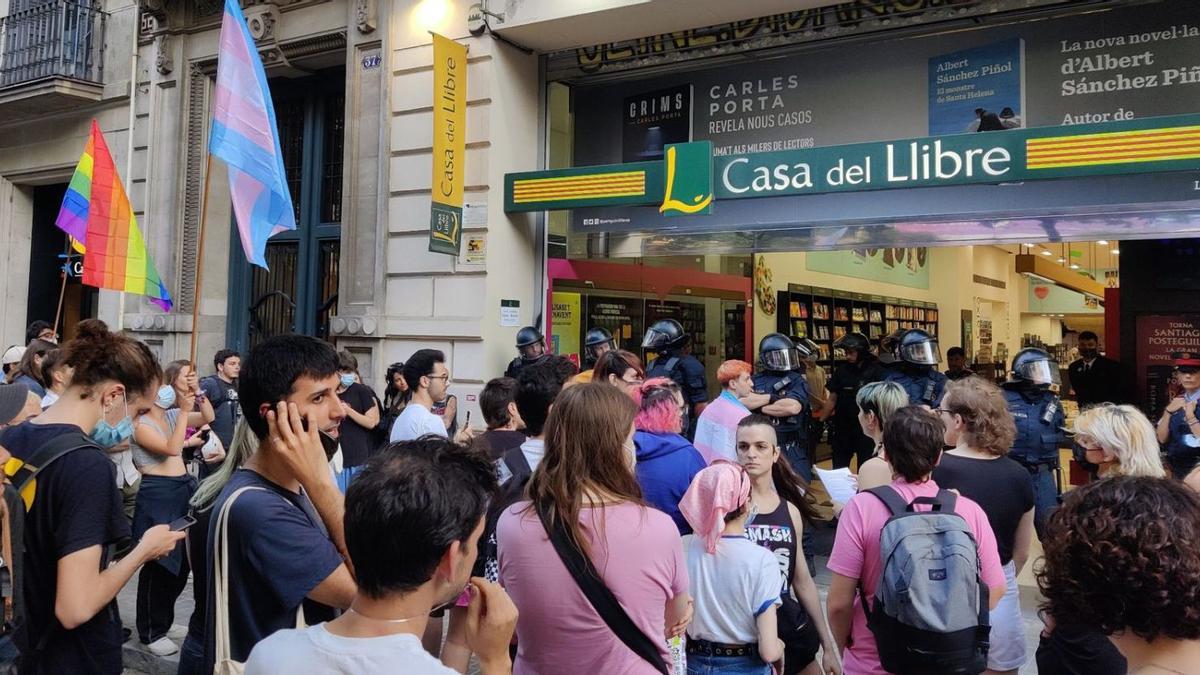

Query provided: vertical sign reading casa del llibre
[429,33,467,255]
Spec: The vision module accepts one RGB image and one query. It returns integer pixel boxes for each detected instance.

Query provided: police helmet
[584,327,616,361]
[835,331,870,355]
[794,337,821,360]
[896,329,941,366]
[642,319,688,351]
[759,333,803,372]
[515,326,546,360]
[1011,347,1061,387]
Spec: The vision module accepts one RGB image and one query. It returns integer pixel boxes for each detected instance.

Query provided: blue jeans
[687,652,771,675]
[335,464,365,493]
[1030,465,1059,540]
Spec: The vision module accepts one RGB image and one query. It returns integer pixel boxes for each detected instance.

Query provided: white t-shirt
[245,624,456,674]
[520,438,545,472]
[390,402,447,442]
[683,534,782,645]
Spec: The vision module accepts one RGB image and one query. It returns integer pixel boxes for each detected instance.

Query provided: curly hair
[942,377,1016,455]
[1037,476,1200,642]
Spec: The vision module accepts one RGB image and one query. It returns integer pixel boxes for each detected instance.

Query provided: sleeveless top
[746,496,808,632]
[131,409,180,468]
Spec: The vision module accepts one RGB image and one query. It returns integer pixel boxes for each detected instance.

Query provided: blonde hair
[190,420,260,510]
[855,381,909,427]
[1074,404,1165,478]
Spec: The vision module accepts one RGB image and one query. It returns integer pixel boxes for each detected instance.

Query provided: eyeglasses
[936,408,954,415]
[426,374,450,382]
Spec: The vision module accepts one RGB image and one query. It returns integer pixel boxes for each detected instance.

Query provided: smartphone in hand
[168,515,197,532]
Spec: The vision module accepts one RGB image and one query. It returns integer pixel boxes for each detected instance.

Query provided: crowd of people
[0,317,1198,675]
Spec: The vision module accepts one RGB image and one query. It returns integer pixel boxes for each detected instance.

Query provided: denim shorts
[686,651,771,675]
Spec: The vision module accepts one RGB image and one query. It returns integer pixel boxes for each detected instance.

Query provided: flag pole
[52,235,72,339]
[189,154,213,368]
[117,3,140,332]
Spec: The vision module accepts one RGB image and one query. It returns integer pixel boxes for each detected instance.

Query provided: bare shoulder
[857,457,893,491]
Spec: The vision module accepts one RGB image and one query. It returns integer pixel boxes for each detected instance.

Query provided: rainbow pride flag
[55,121,172,312]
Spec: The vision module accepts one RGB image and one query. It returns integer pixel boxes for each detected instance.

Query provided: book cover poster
[929,38,1025,137]
[622,84,692,162]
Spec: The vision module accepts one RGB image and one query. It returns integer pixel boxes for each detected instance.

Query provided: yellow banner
[429,33,467,255]
[551,292,582,361]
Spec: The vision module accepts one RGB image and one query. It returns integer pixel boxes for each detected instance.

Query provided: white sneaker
[166,624,188,640]
[146,637,179,657]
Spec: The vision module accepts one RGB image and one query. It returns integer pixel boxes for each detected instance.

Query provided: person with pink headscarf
[679,461,785,674]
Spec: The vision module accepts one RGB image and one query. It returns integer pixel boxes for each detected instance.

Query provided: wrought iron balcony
[0,1,106,115]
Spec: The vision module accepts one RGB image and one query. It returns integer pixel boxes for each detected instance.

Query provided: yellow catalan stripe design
[513,171,646,203]
[1027,125,1200,169]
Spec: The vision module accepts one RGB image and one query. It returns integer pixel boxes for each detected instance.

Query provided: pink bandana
[679,460,751,554]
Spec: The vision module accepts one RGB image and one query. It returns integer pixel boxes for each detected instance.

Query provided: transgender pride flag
[209,0,295,269]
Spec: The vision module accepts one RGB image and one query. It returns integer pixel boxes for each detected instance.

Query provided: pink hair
[633,377,683,434]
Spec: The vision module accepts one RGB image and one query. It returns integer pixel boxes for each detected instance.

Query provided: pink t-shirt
[498,501,688,675]
[826,479,1005,675]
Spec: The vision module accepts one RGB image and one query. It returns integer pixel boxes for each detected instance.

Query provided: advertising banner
[623,84,692,162]
[429,33,467,255]
[551,292,582,361]
[1135,314,1200,415]
[928,38,1025,136]
[806,249,930,290]
[586,296,644,352]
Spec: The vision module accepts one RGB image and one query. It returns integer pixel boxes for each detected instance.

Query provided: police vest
[884,369,946,407]
[1004,387,1062,465]
[752,371,810,438]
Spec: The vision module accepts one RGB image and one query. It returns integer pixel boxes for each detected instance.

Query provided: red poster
[1136,315,1200,416]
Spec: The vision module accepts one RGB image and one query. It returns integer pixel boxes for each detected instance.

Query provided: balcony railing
[0,1,106,89]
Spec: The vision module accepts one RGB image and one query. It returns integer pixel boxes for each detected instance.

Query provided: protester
[1156,351,1200,478]
[38,348,69,408]
[737,415,840,675]
[381,361,409,431]
[200,348,242,453]
[129,360,214,656]
[693,359,753,464]
[200,334,356,672]
[177,421,258,675]
[1071,403,1165,478]
[24,321,57,346]
[8,339,53,398]
[0,382,38,670]
[499,382,691,674]
[334,350,381,492]
[826,406,1005,674]
[592,349,645,394]
[477,377,525,460]
[244,437,518,674]
[1037,477,1200,675]
[0,347,24,381]
[850,381,909,493]
[933,377,1033,674]
[0,319,184,674]
[631,377,707,533]
[679,460,784,675]
[391,349,473,444]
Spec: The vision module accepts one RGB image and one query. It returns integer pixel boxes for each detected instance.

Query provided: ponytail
[191,420,258,511]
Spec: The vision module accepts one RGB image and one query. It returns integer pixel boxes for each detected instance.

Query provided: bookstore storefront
[508,0,1200,413]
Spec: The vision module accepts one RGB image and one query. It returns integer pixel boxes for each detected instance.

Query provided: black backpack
[475,446,533,581]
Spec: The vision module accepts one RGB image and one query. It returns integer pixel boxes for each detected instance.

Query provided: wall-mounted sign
[429,33,467,255]
[505,113,1200,213]
[1136,314,1200,416]
[623,84,692,162]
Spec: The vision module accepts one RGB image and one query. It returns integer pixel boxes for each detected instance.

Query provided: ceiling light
[1070,264,1080,269]
[1041,250,1052,256]
[1097,240,1108,246]
[1111,249,1120,255]
[1057,258,1065,263]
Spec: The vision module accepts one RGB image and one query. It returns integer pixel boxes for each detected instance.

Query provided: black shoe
[122,627,133,643]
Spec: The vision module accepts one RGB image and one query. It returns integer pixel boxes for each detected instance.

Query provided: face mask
[339,374,356,388]
[92,392,134,448]
[1079,348,1098,359]
[155,385,176,409]
[1185,435,1200,449]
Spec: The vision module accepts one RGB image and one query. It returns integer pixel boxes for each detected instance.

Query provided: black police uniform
[1003,382,1065,538]
[827,358,887,470]
[646,351,707,439]
[883,365,948,407]
[504,354,549,380]
[752,368,812,481]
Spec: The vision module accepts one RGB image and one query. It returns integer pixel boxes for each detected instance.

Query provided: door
[226,71,344,352]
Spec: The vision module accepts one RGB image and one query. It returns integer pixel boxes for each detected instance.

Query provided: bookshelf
[776,285,939,366]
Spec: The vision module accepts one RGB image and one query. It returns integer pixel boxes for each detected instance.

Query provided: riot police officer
[1003,347,1065,538]
[878,329,904,369]
[583,327,616,369]
[747,333,813,481]
[504,326,549,379]
[883,328,948,407]
[822,331,887,470]
[643,319,708,438]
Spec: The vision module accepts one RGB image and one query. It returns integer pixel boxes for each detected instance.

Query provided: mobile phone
[168,515,197,532]
[295,411,341,461]
[464,411,471,427]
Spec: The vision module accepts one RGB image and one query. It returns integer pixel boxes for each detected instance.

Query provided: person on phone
[129,360,214,656]
[0,319,185,674]
[498,383,691,674]
[679,460,785,675]
[245,437,518,674]
[1156,352,1200,478]
[200,334,357,672]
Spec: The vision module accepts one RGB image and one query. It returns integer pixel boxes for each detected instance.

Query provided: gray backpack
[861,487,990,675]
